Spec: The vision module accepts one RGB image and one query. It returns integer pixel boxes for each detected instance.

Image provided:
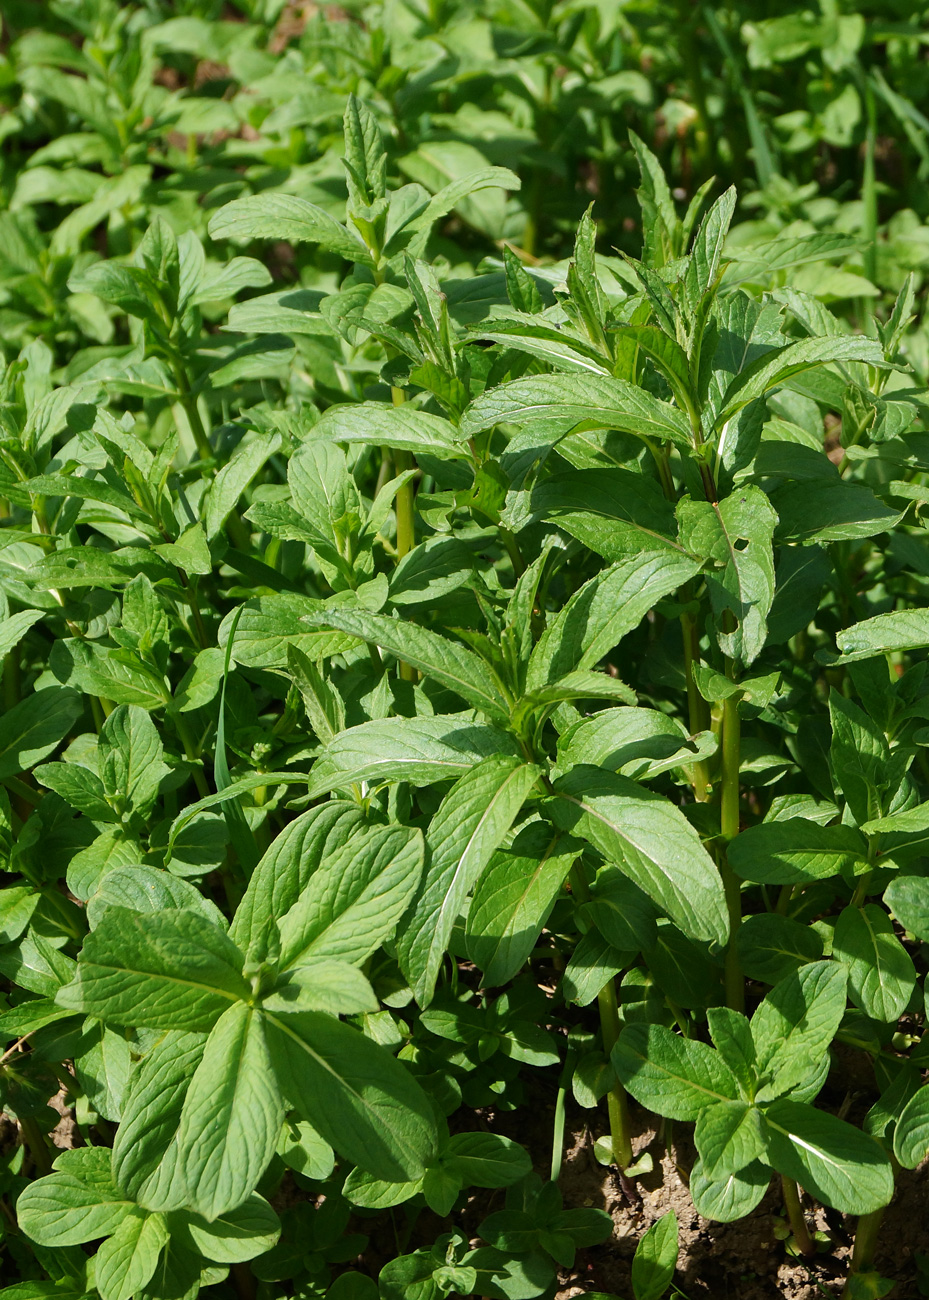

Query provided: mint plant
[3,5,929,1299]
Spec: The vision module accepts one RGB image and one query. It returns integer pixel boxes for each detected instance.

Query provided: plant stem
[391,386,416,683]
[862,73,879,286]
[19,1117,52,1176]
[841,1206,886,1297]
[172,362,212,462]
[174,711,210,799]
[570,863,633,1170]
[597,978,633,1170]
[719,676,744,1012]
[781,1176,815,1258]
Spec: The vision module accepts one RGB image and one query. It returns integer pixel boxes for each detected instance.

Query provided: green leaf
[0,610,43,661]
[0,687,82,780]
[56,907,249,1032]
[301,607,511,722]
[736,913,824,985]
[99,705,170,819]
[396,755,540,1005]
[695,1102,766,1180]
[835,609,929,664]
[715,335,887,429]
[306,715,520,797]
[459,374,693,448]
[207,194,369,263]
[277,824,425,968]
[613,1023,739,1120]
[631,1210,679,1300]
[771,480,902,545]
[892,1083,929,1169]
[527,552,700,692]
[885,876,929,943]
[689,1158,770,1223]
[264,1009,437,1181]
[175,1003,284,1221]
[262,960,377,1016]
[677,485,777,667]
[218,595,357,671]
[530,468,679,559]
[562,928,630,1007]
[833,904,916,1023]
[112,1031,206,1208]
[310,404,467,458]
[175,1193,281,1264]
[684,187,736,308]
[549,766,728,946]
[830,692,888,826]
[443,1132,532,1187]
[16,1152,133,1246]
[761,1100,893,1215]
[751,962,847,1100]
[94,1211,168,1300]
[556,706,714,783]
[727,818,866,884]
[466,824,577,987]
[230,802,365,956]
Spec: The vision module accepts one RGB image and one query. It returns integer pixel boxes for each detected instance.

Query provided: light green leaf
[176,1003,284,1221]
[751,962,847,1099]
[301,606,511,722]
[0,687,82,780]
[550,766,728,946]
[207,193,369,263]
[459,374,693,448]
[892,1084,929,1169]
[94,1211,168,1300]
[277,823,425,968]
[56,907,249,1033]
[631,1209,679,1300]
[264,1009,438,1181]
[396,755,540,1006]
[833,904,916,1023]
[309,404,468,458]
[762,1100,893,1215]
[689,1158,770,1223]
[612,1023,739,1121]
[177,1193,280,1264]
[727,818,866,884]
[695,1102,766,1180]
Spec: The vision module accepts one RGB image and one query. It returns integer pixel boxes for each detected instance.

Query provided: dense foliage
[3,2,929,1299]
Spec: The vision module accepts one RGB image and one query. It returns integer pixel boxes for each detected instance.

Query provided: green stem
[841,1206,886,1297]
[550,1048,575,1184]
[862,74,879,286]
[571,863,633,1170]
[173,712,210,799]
[172,362,212,462]
[781,1176,815,1258]
[719,682,743,1012]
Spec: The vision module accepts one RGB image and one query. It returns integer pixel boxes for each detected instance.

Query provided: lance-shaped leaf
[885,876,929,943]
[684,186,737,308]
[175,1003,284,1221]
[833,904,916,1024]
[308,403,467,459]
[727,818,867,884]
[678,486,777,667]
[835,609,929,664]
[301,606,511,722]
[207,194,370,263]
[459,373,693,447]
[306,714,521,797]
[530,468,680,559]
[771,480,902,545]
[470,316,611,375]
[893,1084,929,1169]
[761,1100,893,1215]
[694,1102,766,1181]
[56,907,250,1033]
[830,692,888,827]
[751,962,847,1100]
[94,1211,168,1300]
[0,687,82,780]
[549,766,728,946]
[112,1031,206,1209]
[612,1023,740,1121]
[16,1149,134,1245]
[230,802,365,954]
[466,824,578,987]
[527,551,700,691]
[264,1008,437,1181]
[396,755,541,1006]
[277,824,425,968]
[714,334,887,429]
